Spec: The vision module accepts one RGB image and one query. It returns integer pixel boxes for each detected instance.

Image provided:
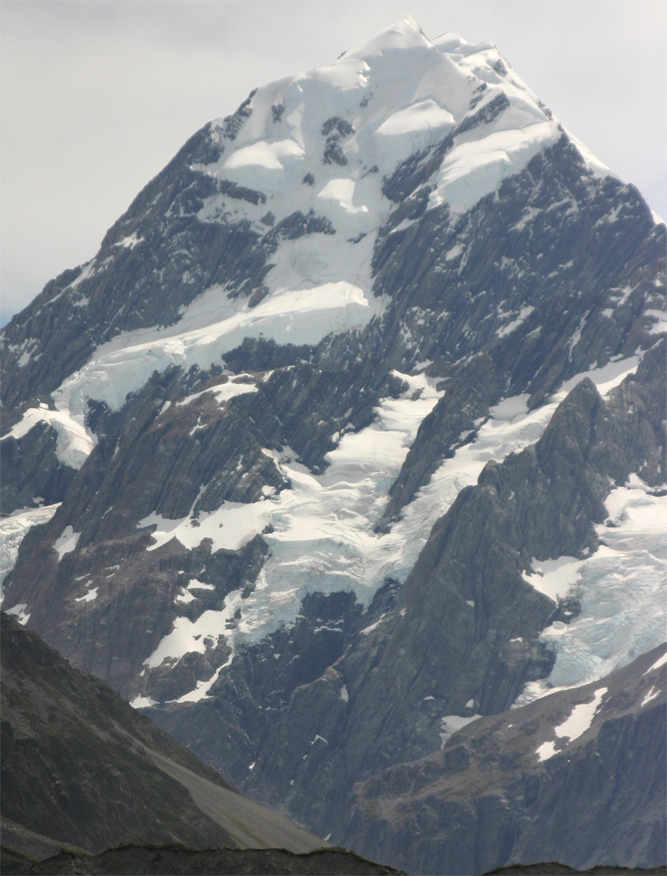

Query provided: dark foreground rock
[486,866,666,876]
[0,613,326,855]
[1,844,403,876]
[0,818,89,865]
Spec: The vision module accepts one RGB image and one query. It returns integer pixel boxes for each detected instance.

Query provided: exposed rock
[1,421,76,515]
[344,645,666,874]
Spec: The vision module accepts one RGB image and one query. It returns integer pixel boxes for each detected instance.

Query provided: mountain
[1,16,665,874]
[0,612,326,855]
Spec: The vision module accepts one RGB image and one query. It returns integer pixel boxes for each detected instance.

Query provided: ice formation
[41,16,595,448]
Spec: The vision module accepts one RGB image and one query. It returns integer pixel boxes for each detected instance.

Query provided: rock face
[236,341,665,840]
[1,17,665,875]
[344,644,667,875]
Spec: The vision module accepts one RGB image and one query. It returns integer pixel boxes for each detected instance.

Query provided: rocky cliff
[344,644,666,874]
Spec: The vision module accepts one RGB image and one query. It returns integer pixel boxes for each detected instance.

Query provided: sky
[1,1,665,326]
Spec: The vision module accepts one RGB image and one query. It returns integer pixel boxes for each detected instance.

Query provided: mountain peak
[1,14,664,874]
[340,16,432,60]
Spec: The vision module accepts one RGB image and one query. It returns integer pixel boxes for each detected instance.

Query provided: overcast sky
[2,1,665,326]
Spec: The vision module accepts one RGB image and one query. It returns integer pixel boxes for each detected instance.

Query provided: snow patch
[139,499,274,554]
[641,686,661,707]
[440,713,482,746]
[644,651,667,675]
[553,355,641,402]
[554,687,607,741]
[536,688,607,762]
[535,741,556,762]
[172,653,234,704]
[53,526,80,560]
[523,556,583,603]
[75,587,98,603]
[175,589,196,604]
[116,232,143,249]
[188,579,215,591]
[144,602,242,669]
[0,504,60,591]
[176,380,258,407]
[129,695,158,709]
[1,404,95,469]
[4,603,30,625]
[496,305,534,337]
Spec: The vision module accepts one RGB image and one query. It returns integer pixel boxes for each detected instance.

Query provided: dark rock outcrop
[1,420,76,515]
[1,843,403,876]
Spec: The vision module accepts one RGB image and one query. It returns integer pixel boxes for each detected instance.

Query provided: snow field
[140,353,652,702]
[58,19,566,441]
[38,18,612,464]
[53,279,381,432]
[141,370,443,698]
[428,119,561,217]
[518,475,666,704]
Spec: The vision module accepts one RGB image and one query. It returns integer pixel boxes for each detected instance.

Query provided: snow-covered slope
[5,17,586,433]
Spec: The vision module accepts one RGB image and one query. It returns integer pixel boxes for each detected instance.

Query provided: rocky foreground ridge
[0,612,327,856]
[1,17,665,876]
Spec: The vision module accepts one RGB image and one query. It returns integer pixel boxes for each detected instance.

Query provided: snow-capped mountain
[1,17,665,874]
